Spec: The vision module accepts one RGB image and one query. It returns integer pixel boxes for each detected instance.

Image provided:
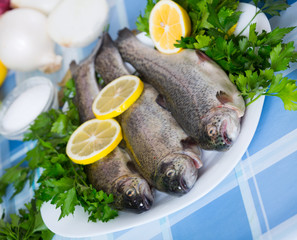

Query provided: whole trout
[95,33,202,195]
[70,38,154,212]
[116,28,246,151]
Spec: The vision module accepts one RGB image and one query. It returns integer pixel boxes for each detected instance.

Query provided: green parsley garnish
[0,79,118,239]
[0,199,54,240]
[136,0,297,110]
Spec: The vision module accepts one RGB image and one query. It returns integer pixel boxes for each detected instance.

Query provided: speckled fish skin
[71,38,154,212]
[121,83,201,194]
[94,33,130,84]
[69,38,102,122]
[85,147,154,211]
[116,28,246,151]
[95,33,202,195]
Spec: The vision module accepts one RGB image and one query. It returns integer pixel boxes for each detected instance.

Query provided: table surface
[1,0,297,239]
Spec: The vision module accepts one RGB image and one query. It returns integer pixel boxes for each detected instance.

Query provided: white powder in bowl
[2,84,51,132]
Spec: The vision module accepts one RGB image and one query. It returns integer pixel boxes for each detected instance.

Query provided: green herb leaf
[55,187,78,220]
[270,42,296,71]
[136,0,159,36]
[249,23,258,45]
[266,73,297,110]
[194,35,212,49]
[77,185,118,222]
[257,27,295,46]
[0,199,54,240]
[51,114,68,135]
[262,0,290,16]
[207,0,240,34]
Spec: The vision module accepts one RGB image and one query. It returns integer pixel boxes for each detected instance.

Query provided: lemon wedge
[149,0,191,54]
[0,60,8,87]
[92,75,144,120]
[66,119,122,165]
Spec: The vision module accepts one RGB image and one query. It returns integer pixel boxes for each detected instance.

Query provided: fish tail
[99,32,117,52]
[95,32,130,84]
[116,28,135,42]
[116,28,142,53]
[69,60,78,76]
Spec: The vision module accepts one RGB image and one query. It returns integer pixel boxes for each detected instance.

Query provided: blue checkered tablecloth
[1,0,297,239]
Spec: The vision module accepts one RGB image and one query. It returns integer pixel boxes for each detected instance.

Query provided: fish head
[116,176,154,212]
[200,107,241,151]
[154,153,198,195]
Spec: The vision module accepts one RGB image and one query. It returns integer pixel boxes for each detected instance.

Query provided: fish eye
[207,125,217,137]
[166,169,175,178]
[126,188,136,197]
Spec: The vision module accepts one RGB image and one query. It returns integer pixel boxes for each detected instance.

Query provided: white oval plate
[41,95,265,238]
[41,3,269,237]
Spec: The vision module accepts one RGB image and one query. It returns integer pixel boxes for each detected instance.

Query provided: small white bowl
[0,76,58,140]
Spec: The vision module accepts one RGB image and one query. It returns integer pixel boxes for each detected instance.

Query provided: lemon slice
[66,119,122,165]
[92,75,144,120]
[149,0,191,54]
[0,60,8,87]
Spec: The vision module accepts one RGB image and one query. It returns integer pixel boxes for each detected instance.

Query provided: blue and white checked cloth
[1,0,297,239]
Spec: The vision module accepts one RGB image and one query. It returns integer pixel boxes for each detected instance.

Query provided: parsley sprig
[0,199,54,240]
[136,0,297,110]
[0,79,118,239]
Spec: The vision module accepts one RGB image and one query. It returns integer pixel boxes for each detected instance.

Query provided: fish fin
[181,137,203,169]
[216,91,233,104]
[69,60,78,76]
[96,32,130,84]
[126,161,139,174]
[156,94,168,110]
[116,28,135,44]
[196,50,211,62]
[181,137,197,148]
[118,139,127,149]
[97,32,116,56]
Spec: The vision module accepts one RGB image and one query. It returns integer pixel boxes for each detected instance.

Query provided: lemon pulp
[92,75,144,120]
[66,119,122,165]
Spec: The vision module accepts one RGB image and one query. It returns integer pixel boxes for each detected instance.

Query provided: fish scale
[116,28,245,151]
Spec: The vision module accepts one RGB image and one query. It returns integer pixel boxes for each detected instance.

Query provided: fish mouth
[171,176,195,195]
[180,177,191,193]
[132,190,154,213]
[155,154,198,194]
[220,120,232,146]
[136,182,154,212]
[123,193,154,213]
[139,194,154,212]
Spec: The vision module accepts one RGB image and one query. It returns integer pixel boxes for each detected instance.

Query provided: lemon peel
[0,60,8,87]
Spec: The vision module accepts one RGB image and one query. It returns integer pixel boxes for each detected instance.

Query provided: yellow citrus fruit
[66,118,122,165]
[0,60,8,87]
[227,23,238,36]
[92,75,144,120]
[149,0,191,54]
